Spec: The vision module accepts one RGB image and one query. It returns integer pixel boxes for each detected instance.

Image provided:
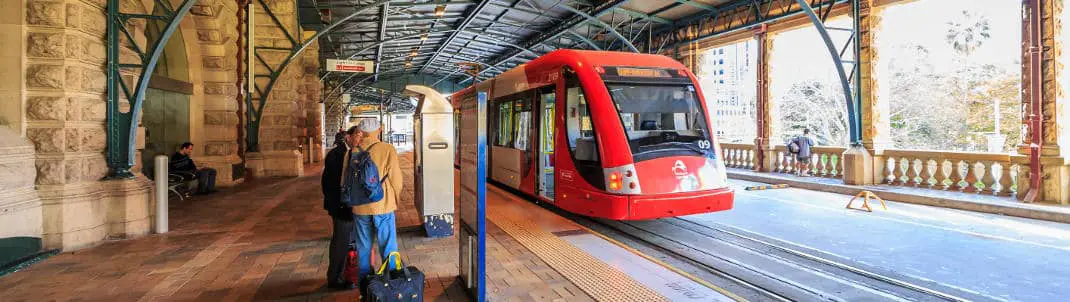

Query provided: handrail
[718,141,1020,197]
[881,149,1011,162]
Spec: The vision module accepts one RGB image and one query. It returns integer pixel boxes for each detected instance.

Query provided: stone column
[0,2,43,242]
[754,26,774,173]
[191,0,242,186]
[0,129,44,241]
[245,0,302,177]
[0,0,26,135]
[760,29,781,173]
[1018,0,1070,204]
[843,1,882,185]
[24,0,152,250]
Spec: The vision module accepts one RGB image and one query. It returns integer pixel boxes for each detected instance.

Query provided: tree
[945,10,998,145]
[774,80,849,146]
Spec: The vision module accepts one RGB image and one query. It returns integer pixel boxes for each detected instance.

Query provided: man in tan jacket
[349,119,404,284]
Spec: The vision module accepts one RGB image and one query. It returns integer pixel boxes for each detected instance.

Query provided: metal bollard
[154,155,169,234]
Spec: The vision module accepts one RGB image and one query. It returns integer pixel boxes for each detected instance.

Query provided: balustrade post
[746,150,755,169]
[906,158,921,187]
[821,154,830,177]
[999,162,1015,196]
[938,160,953,190]
[768,149,782,173]
[948,160,965,191]
[980,162,997,194]
[923,159,938,189]
[962,161,980,193]
[890,158,904,185]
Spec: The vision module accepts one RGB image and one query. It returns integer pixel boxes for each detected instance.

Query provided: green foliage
[774,80,850,146]
[884,10,1020,153]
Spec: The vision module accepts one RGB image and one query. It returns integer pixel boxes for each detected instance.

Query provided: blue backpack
[341,142,388,207]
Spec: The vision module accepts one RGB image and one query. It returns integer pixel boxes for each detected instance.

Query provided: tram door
[537,89,555,200]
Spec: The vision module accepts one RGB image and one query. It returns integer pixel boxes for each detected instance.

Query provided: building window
[697,40,759,144]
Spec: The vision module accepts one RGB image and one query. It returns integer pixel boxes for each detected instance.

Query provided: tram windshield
[607,84,714,161]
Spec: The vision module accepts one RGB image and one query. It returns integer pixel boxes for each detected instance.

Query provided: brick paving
[0,152,595,301]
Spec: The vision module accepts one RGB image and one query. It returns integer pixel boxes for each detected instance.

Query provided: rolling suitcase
[361,252,424,302]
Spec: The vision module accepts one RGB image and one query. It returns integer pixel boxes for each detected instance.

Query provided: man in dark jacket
[322,131,355,290]
[790,129,816,177]
[169,142,216,194]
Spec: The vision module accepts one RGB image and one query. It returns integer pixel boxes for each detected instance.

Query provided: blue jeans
[353,212,399,280]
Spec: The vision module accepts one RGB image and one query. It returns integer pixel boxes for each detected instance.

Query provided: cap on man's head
[357,118,381,133]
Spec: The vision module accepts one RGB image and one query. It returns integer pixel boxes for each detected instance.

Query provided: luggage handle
[375,251,409,278]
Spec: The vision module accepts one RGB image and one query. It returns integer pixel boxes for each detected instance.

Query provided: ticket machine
[408,85,455,238]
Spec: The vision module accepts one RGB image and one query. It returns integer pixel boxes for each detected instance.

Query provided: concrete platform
[0,151,726,301]
[690,176,1070,301]
[728,168,1070,223]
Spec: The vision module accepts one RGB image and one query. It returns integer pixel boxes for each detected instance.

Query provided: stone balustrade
[770,145,846,178]
[880,149,1019,196]
[719,143,757,169]
[718,140,1019,197]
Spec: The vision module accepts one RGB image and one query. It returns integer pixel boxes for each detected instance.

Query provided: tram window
[608,84,713,161]
[566,87,597,162]
[514,98,532,150]
[564,69,604,189]
[496,101,514,147]
[515,112,531,150]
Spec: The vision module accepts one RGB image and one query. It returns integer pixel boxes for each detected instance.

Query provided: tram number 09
[697,140,711,149]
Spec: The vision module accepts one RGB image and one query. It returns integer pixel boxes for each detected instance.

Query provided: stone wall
[0,0,325,251]
[246,0,303,177]
[190,0,242,186]
[19,0,153,250]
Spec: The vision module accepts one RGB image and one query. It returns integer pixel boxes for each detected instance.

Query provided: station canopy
[303,0,763,106]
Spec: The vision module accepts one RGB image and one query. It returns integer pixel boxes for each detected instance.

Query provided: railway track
[572,215,1002,302]
[487,182,1001,301]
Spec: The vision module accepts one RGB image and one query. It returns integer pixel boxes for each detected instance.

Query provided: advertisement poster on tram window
[457,91,486,301]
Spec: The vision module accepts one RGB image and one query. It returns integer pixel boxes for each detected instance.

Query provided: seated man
[169,142,217,194]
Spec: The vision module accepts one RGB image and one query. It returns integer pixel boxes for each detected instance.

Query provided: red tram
[451,49,733,220]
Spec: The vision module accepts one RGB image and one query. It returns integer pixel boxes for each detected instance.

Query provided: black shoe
[327,282,356,290]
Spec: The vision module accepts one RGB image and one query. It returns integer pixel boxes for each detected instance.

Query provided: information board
[325,59,374,73]
[458,91,487,301]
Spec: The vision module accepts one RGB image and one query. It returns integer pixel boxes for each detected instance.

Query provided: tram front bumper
[626,188,734,220]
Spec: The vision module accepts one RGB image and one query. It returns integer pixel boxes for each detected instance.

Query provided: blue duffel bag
[361,252,424,302]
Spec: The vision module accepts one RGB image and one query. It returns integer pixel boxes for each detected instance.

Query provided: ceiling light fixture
[434,5,446,17]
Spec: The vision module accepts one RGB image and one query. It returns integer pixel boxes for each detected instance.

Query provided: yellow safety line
[487,190,667,301]
[488,186,747,302]
[572,222,749,302]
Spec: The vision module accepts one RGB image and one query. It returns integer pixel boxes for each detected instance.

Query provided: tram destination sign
[602,66,691,83]
[326,59,374,73]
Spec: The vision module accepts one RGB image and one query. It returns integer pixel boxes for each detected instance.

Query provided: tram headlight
[604,165,641,194]
[608,172,622,191]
